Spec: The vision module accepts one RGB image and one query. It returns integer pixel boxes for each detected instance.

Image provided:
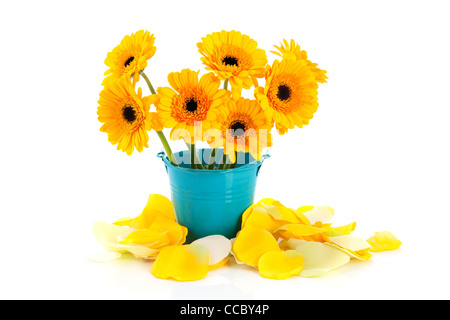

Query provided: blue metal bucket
[157,148,269,243]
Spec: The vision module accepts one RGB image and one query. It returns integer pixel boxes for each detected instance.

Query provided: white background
[1,0,449,300]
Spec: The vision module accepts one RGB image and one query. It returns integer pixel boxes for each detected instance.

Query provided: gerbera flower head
[102,30,157,86]
[206,98,273,162]
[152,69,229,144]
[255,58,319,135]
[97,78,161,155]
[271,39,328,84]
[197,30,268,100]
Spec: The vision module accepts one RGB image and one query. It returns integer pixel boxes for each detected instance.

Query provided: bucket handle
[157,151,166,159]
[256,153,270,176]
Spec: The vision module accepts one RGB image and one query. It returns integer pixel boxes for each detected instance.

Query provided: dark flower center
[185,98,198,112]
[124,56,135,67]
[230,121,246,136]
[277,85,291,101]
[222,56,239,67]
[122,105,137,123]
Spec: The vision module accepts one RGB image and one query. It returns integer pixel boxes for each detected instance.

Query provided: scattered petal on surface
[325,222,357,236]
[92,221,159,259]
[151,244,209,281]
[367,231,402,252]
[192,235,232,269]
[113,194,175,229]
[232,226,280,267]
[327,235,372,252]
[258,250,304,280]
[286,239,350,277]
[274,224,325,239]
[297,205,335,226]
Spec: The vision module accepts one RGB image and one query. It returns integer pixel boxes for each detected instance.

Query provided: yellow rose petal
[298,205,334,226]
[367,231,402,252]
[242,206,282,232]
[151,244,209,281]
[274,224,325,240]
[119,228,170,247]
[325,222,357,236]
[232,226,280,267]
[258,250,304,280]
[327,235,371,252]
[288,240,350,277]
[113,194,175,229]
[92,221,158,259]
[192,235,231,270]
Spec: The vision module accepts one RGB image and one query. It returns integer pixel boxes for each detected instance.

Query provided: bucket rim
[157,148,270,174]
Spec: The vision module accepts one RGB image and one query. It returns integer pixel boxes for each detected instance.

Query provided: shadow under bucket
[158,148,269,243]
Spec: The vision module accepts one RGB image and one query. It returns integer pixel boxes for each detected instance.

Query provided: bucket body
[158,148,268,243]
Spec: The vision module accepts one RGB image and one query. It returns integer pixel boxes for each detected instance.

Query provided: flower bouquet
[97,30,327,242]
[94,30,401,281]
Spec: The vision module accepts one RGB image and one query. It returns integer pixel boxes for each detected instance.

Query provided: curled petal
[192,235,232,270]
[113,194,175,229]
[367,231,402,252]
[151,244,209,281]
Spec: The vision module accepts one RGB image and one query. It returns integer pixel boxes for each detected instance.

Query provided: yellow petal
[298,205,334,226]
[114,194,175,229]
[258,250,304,280]
[92,221,158,259]
[151,244,209,281]
[325,222,357,236]
[192,235,231,270]
[286,239,350,277]
[120,216,187,247]
[120,228,170,247]
[232,226,280,267]
[325,235,373,260]
[367,231,402,252]
[241,206,282,233]
[274,224,325,240]
[327,235,372,252]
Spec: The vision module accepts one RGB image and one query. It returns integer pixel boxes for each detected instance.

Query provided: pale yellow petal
[192,235,231,268]
[288,240,350,277]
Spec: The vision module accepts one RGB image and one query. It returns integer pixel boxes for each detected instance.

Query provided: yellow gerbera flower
[152,69,229,143]
[206,98,273,162]
[271,39,328,84]
[102,30,156,86]
[255,58,319,134]
[197,30,268,100]
[97,78,161,155]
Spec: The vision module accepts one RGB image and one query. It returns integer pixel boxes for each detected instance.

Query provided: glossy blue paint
[157,148,269,243]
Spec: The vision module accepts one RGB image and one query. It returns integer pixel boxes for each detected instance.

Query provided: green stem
[223,78,229,90]
[189,143,195,169]
[207,148,217,170]
[217,153,228,170]
[156,131,178,166]
[184,141,204,169]
[140,71,156,95]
